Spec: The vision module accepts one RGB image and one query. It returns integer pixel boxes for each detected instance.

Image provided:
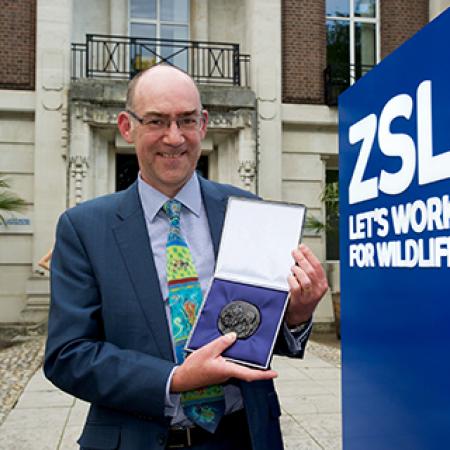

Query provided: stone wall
[280,104,338,323]
[0,92,35,323]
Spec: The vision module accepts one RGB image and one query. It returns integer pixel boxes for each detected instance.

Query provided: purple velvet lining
[187,278,288,368]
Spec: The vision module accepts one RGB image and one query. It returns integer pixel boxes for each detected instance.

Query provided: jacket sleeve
[44,212,175,421]
[274,318,313,358]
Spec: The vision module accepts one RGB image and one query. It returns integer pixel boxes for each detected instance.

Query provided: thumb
[205,332,237,357]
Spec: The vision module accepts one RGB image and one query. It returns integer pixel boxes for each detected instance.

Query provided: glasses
[126,110,204,132]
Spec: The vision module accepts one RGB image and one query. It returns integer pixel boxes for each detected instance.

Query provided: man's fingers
[299,244,326,275]
[292,244,327,290]
[291,264,312,291]
[287,274,299,291]
[299,244,328,294]
[292,247,314,277]
[197,334,278,381]
[202,332,237,357]
[225,362,278,382]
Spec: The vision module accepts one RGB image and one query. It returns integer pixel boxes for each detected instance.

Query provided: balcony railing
[324,63,374,106]
[71,34,250,87]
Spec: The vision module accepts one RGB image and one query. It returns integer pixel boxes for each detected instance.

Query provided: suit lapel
[199,177,228,259]
[112,183,173,361]
[110,178,229,361]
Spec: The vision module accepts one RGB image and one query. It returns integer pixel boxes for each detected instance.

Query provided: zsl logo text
[348,80,450,205]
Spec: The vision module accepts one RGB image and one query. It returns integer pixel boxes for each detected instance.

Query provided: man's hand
[285,243,329,327]
[170,333,278,393]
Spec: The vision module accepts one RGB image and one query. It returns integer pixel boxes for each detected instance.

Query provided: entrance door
[115,154,209,191]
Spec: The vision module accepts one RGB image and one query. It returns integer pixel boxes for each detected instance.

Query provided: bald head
[126,65,202,112]
[117,63,208,198]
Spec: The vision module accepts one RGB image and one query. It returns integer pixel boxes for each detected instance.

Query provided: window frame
[326,0,380,84]
[128,1,190,42]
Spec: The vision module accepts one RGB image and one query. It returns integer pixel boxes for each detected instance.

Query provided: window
[129,0,190,71]
[326,0,379,91]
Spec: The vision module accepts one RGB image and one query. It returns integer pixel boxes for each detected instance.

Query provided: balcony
[71,34,250,87]
[324,63,374,106]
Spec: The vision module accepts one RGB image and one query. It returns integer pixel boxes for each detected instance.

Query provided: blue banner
[339,8,450,449]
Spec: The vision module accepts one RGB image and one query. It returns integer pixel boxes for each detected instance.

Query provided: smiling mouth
[158,151,187,159]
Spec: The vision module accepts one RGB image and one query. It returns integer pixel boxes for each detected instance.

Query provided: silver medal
[218,300,261,339]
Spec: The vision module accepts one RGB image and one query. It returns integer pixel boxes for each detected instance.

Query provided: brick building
[0,0,36,91]
[0,0,448,330]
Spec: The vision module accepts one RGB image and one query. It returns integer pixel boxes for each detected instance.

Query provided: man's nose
[162,120,185,146]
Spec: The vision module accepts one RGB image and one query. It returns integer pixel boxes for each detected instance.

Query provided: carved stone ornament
[208,110,253,130]
[238,160,257,188]
[69,156,89,205]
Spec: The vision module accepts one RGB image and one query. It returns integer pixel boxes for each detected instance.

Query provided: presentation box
[186,197,306,369]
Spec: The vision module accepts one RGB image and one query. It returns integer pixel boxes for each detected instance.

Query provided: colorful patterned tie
[163,199,225,433]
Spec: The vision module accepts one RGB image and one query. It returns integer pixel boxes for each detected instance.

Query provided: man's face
[119,68,207,197]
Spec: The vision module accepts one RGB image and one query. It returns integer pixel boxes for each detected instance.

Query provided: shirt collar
[138,172,202,222]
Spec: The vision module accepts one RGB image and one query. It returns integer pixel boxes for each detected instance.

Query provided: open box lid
[214,197,306,292]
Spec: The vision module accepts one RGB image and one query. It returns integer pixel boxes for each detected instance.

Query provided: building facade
[0,0,448,329]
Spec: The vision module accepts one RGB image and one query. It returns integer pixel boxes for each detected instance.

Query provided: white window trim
[326,0,380,84]
[128,0,190,39]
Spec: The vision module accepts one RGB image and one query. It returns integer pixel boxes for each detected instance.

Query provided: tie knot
[163,199,182,222]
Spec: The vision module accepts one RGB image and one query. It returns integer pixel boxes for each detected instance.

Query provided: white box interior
[215,197,306,291]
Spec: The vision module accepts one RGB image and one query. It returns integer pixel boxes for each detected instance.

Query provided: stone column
[429,0,450,19]
[245,0,282,200]
[110,0,128,35]
[93,131,112,198]
[191,0,209,41]
[24,0,72,323]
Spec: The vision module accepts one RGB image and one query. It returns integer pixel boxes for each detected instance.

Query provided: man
[44,65,328,450]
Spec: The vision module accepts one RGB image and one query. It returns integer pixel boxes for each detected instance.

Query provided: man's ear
[200,109,208,139]
[117,111,134,143]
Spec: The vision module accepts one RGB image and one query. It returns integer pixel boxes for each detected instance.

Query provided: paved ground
[0,337,45,427]
[274,339,341,450]
[0,334,341,449]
